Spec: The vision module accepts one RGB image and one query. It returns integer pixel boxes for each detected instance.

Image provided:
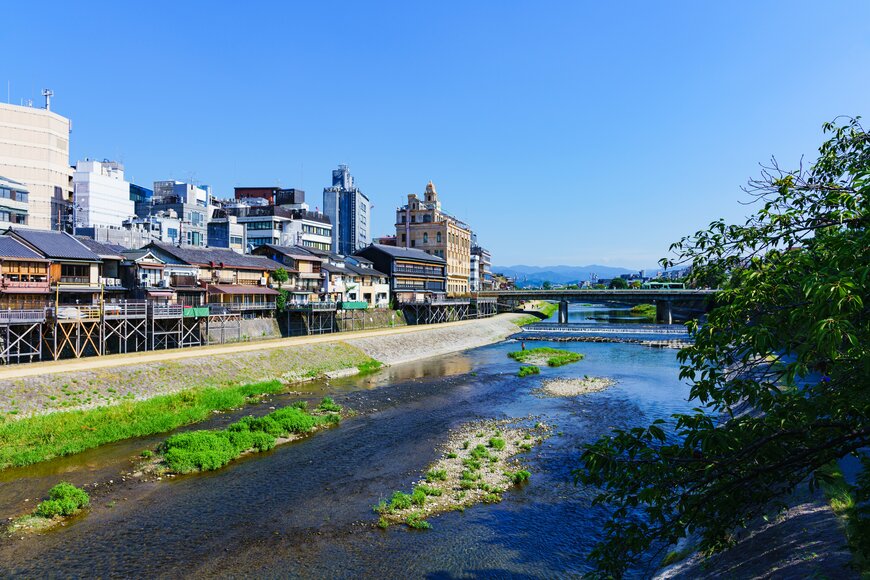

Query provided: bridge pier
[558,300,569,324]
[656,300,673,324]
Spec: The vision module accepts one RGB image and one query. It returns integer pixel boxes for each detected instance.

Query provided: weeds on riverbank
[357,360,384,375]
[158,398,342,474]
[512,301,559,326]
[509,347,583,367]
[374,421,547,529]
[817,462,870,574]
[0,379,288,471]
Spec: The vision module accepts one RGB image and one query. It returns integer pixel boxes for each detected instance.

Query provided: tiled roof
[75,236,126,260]
[259,244,324,262]
[148,243,277,271]
[360,243,446,264]
[345,263,388,278]
[0,236,46,260]
[7,228,101,261]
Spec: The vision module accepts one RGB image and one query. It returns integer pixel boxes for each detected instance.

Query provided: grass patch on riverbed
[6,481,90,534]
[157,399,341,474]
[509,347,583,367]
[374,421,547,528]
[517,365,540,377]
[630,303,656,320]
[0,379,288,471]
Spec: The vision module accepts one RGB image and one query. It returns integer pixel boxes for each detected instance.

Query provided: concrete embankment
[0,314,523,418]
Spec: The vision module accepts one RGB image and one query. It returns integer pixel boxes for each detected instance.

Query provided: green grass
[630,303,657,320]
[517,365,540,377]
[513,301,559,326]
[509,470,531,484]
[357,360,384,375]
[159,404,339,474]
[488,437,506,451]
[0,380,289,471]
[34,482,90,518]
[426,468,448,482]
[508,347,584,367]
[405,511,431,529]
[317,397,342,413]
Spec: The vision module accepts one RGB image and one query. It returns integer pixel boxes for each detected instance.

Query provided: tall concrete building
[323,165,371,255]
[72,160,134,229]
[0,100,73,230]
[395,181,472,296]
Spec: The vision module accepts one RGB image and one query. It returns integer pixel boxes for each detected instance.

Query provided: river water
[0,305,693,577]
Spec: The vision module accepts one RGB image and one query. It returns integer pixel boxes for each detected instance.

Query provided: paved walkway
[0,315,517,381]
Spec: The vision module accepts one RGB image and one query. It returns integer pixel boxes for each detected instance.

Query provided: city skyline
[4,1,868,267]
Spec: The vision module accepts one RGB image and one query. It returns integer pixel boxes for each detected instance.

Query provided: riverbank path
[0,314,522,381]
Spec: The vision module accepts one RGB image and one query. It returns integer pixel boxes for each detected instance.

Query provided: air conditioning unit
[158,279,171,288]
[259,277,267,286]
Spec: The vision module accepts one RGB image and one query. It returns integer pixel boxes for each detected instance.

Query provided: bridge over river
[478,289,717,323]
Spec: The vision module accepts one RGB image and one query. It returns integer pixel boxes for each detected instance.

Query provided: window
[423,233,428,244]
[436,232,442,244]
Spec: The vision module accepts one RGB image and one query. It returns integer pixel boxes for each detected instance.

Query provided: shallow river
[0,305,693,577]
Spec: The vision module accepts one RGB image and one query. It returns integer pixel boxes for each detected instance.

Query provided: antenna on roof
[42,89,53,111]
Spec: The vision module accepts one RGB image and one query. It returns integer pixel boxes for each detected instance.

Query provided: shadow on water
[0,304,692,577]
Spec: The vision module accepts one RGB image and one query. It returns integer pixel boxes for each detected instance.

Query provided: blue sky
[3,1,868,268]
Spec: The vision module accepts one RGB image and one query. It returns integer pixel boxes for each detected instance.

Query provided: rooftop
[5,227,101,261]
[147,243,278,271]
[360,243,446,264]
[0,236,47,260]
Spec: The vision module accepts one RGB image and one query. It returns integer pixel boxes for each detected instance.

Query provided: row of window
[0,187,28,203]
[302,224,330,237]
[0,211,27,224]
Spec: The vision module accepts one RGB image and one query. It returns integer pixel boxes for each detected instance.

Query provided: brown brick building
[394,182,472,296]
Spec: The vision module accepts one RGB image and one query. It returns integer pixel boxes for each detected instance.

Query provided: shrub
[140,449,153,458]
[488,437,506,451]
[482,493,502,504]
[517,365,540,377]
[388,491,413,511]
[35,482,89,518]
[470,444,490,460]
[317,397,342,413]
[160,430,238,473]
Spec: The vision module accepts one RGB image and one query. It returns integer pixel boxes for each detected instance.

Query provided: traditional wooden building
[355,243,446,303]
[0,236,51,309]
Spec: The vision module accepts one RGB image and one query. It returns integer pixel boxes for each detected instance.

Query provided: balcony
[170,274,198,288]
[59,276,91,284]
[207,302,276,313]
[0,279,50,292]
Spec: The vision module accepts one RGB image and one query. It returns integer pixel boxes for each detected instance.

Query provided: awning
[146,290,175,298]
[206,285,280,296]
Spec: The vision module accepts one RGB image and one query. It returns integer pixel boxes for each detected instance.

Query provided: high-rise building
[471,242,492,291]
[0,100,73,230]
[395,181,472,296]
[323,165,371,255]
[72,160,134,229]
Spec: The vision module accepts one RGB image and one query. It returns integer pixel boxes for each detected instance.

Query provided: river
[0,304,693,577]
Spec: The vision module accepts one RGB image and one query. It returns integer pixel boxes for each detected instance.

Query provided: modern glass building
[323,165,371,255]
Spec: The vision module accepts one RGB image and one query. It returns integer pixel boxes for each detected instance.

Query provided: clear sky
[3,1,868,268]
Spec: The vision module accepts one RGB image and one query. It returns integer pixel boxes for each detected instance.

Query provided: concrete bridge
[478,289,717,324]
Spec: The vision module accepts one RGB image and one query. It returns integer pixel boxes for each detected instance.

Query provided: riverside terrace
[480,288,718,323]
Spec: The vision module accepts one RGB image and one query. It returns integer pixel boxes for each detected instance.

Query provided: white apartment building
[0,101,73,230]
[73,160,134,229]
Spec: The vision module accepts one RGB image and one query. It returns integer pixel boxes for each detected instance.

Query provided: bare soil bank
[0,315,523,418]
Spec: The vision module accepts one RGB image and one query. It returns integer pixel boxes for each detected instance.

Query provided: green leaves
[578,117,870,576]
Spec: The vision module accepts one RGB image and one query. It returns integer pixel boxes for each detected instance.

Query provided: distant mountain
[492,264,642,287]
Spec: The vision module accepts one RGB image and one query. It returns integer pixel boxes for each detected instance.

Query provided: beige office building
[0,102,73,230]
[395,181,472,296]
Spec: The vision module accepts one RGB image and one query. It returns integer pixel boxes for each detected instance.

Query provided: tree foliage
[609,277,629,289]
[272,267,290,289]
[576,118,870,577]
